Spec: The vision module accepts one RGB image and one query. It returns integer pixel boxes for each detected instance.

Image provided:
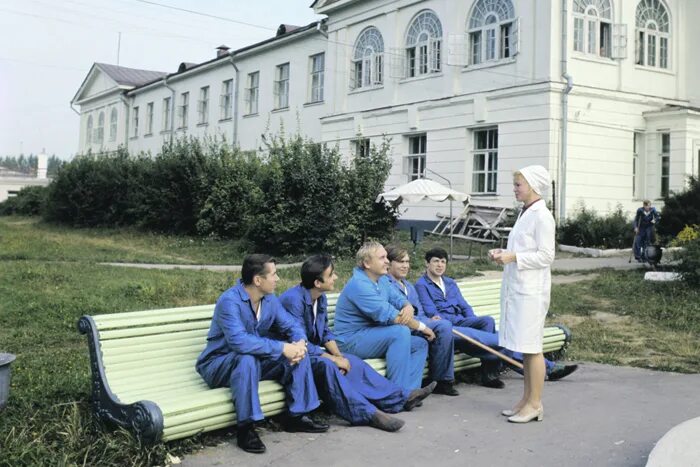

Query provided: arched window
[573,0,612,57]
[86,115,93,147]
[467,0,518,65]
[96,111,105,145]
[109,108,118,142]
[635,0,670,69]
[405,10,443,77]
[351,26,384,89]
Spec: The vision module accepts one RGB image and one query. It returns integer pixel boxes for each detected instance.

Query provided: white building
[0,154,50,202]
[72,0,700,226]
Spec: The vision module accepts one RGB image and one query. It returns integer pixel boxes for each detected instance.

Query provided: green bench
[78,278,571,443]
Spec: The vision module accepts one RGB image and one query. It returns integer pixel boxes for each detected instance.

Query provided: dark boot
[433,380,460,396]
[284,415,329,433]
[404,381,437,411]
[237,423,266,454]
[369,410,405,432]
[548,363,579,381]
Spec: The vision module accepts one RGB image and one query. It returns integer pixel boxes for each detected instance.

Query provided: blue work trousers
[634,226,654,260]
[197,352,320,425]
[337,326,428,391]
[311,353,407,425]
[414,318,455,382]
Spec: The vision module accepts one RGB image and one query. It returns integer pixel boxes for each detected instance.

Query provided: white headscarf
[519,165,551,197]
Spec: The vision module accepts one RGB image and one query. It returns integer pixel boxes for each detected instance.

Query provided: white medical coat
[498,199,556,354]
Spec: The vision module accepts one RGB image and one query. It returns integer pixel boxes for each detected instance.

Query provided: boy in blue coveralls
[334,241,431,392]
[633,200,661,262]
[196,254,329,454]
[279,255,435,432]
[414,248,578,382]
[385,245,505,391]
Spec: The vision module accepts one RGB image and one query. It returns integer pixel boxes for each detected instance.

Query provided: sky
[0,0,322,159]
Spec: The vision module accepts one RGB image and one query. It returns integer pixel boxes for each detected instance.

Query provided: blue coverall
[633,207,660,261]
[195,280,321,426]
[383,275,455,383]
[414,274,555,372]
[279,284,408,425]
[334,268,429,391]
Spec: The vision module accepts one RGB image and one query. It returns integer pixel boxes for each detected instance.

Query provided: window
[132,106,139,138]
[109,108,118,142]
[178,92,189,129]
[472,128,498,193]
[351,26,384,89]
[468,0,517,65]
[635,0,670,69]
[633,132,642,198]
[405,10,443,77]
[246,72,259,115]
[162,97,171,131]
[86,115,93,147]
[146,102,154,135]
[309,54,325,102]
[198,86,209,124]
[220,79,233,120]
[407,134,427,181]
[660,132,670,198]
[573,0,612,57]
[352,138,370,158]
[274,63,290,109]
[96,111,105,145]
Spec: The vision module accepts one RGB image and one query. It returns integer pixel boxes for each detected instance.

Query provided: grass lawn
[1,216,698,465]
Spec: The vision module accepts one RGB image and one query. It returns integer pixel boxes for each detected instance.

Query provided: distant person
[333,241,432,393]
[279,255,434,433]
[489,165,569,423]
[195,254,328,454]
[633,200,661,262]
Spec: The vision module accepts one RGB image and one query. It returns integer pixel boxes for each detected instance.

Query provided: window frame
[309,53,325,103]
[145,102,154,135]
[86,115,93,147]
[635,0,670,69]
[245,71,259,115]
[467,0,516,66]
[96,111,105,145]
[351,26,384,90]
[109,107,118,142]
[220,79,233,120]
[407,134,427,182]
[405,10,443,78]
[660,132,670,198]
[572,1,613,58]
[352,138,370,158]
[162,97,171,131]
[197,86,209,125]
[471,127,499,194]
[274,63,290,110]
[132,106,139,138]
[178,92,189,129]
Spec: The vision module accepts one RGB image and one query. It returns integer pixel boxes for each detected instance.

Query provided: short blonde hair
[356,241,384,268]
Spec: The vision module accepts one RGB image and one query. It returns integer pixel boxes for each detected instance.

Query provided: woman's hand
[491,250,516,265]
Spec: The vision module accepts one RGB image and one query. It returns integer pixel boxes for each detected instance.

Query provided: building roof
[94,63,167,87]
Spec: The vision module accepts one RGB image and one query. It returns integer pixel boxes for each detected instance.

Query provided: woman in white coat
[489,165,555,423]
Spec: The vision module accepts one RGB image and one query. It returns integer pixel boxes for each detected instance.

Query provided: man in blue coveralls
[334,241,431,392]
[279,255,435,432]
[633,199,661,262]
[382,245,503,396]
[196,254,328,454]
[415,247,578,383]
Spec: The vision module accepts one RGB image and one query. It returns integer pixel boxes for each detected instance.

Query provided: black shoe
[433,380,460,396]
[548,363,579,381]
[404,381,437,411]
[284,415,329,433]
[237,424,266,454]
[481,376,505,389]
[369,410,405,432]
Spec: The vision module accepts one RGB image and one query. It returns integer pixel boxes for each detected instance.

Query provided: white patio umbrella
[376,177,469,259]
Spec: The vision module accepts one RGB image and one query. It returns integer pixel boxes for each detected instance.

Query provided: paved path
[180,363,700,467]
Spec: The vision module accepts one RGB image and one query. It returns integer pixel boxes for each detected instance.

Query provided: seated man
[415,247,578,382]
[279,255,435,432]
[196,254,328,454]
[385,245,504,391]
[334,241,431,392]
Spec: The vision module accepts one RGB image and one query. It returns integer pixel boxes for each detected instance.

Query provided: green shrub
[557,204,635,249]
[0,185,48,216]
[675,236,700,287]
[658,176,700,239]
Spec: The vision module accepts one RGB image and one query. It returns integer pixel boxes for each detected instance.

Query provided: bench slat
[99,321,211,340]
[94,310,214,330]
[100,329,208,349]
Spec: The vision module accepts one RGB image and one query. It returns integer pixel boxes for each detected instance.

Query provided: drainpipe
[227,54,240,147]
[163,76,176,147]
[559,0,573,225]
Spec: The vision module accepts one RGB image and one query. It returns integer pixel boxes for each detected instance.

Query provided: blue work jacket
[414,274,475,319]
[333,268,408,336]
[279,284,336,357]
[196,280,307,366]
[383,274,429,320]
